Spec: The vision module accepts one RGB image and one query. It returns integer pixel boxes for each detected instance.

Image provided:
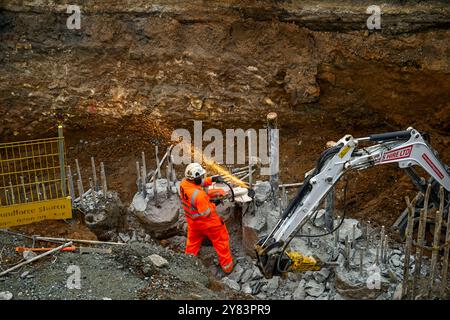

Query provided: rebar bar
[136,161,141,193]
[91,157,98,191]
[142,151,147,180]
[100,162,107,197]
[402,196,417,299]
[75,159,84,197]
[154,147,161,179]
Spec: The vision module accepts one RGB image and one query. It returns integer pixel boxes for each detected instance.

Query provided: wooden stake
[428,208,442,298]
[142,151,148,180]
[412,184,431,299]
[440,187,450,298]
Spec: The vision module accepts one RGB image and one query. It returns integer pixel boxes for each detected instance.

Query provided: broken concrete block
[264,277,279,293]
[147,254,169,268]
[83,191,127,241]
[241,283,253,294]
[254,181,272,203]
[222,277,240,291]
[134,197,181,239]
[0,291,13,300]
[313,268,330,283]
[228,264,244,282]
[392,284,403,300]
[119,233,131,243]
[240,269,253,283]
[337,219,362,243]
[293,283,306,300]
[251,266,263,280]
[242,208,266,258]
[305,279,325,297]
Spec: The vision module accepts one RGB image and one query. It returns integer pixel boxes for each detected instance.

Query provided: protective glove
[211,199,221,206]
[211,175,224,183]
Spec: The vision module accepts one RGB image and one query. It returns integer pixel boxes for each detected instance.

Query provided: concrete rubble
[129,178,182,239]
[75,190,127,241]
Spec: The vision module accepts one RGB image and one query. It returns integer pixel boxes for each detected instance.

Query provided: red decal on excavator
[422,153,444,180]
[381,145,413,162]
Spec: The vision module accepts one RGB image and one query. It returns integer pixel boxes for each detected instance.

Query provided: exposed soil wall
[1,0,449,230]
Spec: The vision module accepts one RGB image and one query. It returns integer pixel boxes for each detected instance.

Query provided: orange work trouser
[185,223,234,273]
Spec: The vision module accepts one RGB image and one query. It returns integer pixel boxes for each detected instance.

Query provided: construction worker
[179,163,234,274]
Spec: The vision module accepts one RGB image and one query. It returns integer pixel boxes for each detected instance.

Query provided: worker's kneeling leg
[206,224,234,273]
[185,228,204,256]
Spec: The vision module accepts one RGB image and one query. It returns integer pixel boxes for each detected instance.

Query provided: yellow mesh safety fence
[0,126,71,227]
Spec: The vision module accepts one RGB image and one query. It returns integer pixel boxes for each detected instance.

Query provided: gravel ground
[0,233,249,300]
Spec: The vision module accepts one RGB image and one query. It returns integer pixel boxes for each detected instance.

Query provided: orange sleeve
[194,190,216,214]
[202,177,213,187]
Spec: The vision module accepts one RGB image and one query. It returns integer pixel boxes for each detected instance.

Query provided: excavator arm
[255,127,450,279]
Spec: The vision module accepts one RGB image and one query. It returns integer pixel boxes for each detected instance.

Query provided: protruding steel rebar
[142,151,148,180]
[100,162,107,197]
[75,159,84,197]
[89,177,97,203]
[154,147,161,179]
[352,224,356,249]
[91,157,98,191]
[136,161,141,193]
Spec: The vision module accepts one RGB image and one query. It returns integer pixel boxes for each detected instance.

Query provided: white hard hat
[185,163,206,180]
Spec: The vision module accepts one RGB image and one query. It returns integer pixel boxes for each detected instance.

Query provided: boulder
[305,279,325,297]
[228,264,244,283]
[264,277,279,294]
[146,254,169,268]
[83,191,127,241]
[293,282,306,300]
[240,269,254,283]
[134,197,181,239]
[222,277,240,291]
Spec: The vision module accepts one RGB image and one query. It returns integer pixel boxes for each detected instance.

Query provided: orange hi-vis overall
[179,177,234,273]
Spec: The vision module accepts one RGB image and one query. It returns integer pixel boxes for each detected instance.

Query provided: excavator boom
[255,127,450,279]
